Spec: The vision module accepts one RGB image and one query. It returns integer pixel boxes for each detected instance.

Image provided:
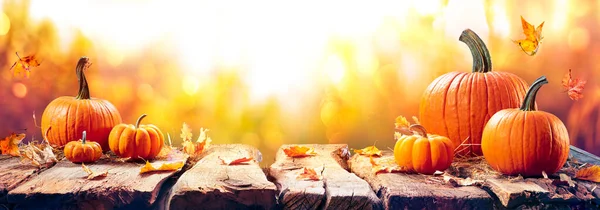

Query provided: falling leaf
[180,122,193,141]
[562,69,586,101]
[354,146,382,157]
[283,146,317,158]
[81,163,108,180]
[513,16,545,56]
[370,156,404,174]
[10,52,42,78]
[0,133,25,156]
[140,160,185,174]
[575,165,600,183]
[219,156,254,165]
[297,167,322,181]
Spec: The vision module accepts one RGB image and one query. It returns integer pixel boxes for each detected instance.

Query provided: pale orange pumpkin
[394,124,455,174]
[108,114,164,160]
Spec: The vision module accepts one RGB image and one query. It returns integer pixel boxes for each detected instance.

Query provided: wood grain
[269,144,382,210]
[0,156,50,204]
[168,144,278,210]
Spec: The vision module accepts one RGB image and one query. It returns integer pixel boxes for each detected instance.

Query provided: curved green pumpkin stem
[82,131,87,144]
[409,124,428,138]
[75,57,92,99]
[520,76,548,111]
[135,114,148,129]
[459,29,492,73]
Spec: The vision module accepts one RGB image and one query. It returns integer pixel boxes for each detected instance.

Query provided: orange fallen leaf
[297,167,322,181]
[283,146,317,158]
[354,146,382,157]
[562,69,586,101]
[370,156,404,174]
[81,163,108,180]
[513,16,544,56]
[575,165,600,183]
[0,133,25,157]
[219,156,254,165]
[10,52,42,78]
[139,160,185,174]
[181,123,212,156]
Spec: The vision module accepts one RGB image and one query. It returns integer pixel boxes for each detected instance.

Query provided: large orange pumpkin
[567,88,600,156]
[481,76,570,176]
[108,114,164,160]
[394,124,455,174]
[41,57,122,150]
[419,29,529,156]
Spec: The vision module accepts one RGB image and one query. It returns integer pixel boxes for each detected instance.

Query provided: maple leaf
[513,16,545,56]
[297,167,322,181]
[10,52,42,78]
[354,146,382,157]
[139,160,185,174]
[575,165,600,182]
[283,146,317,158]
[1,133,25,157]
[562,69,586,101]
[180,122,193,141]
[218,156,254,165]
[81,163,108,180]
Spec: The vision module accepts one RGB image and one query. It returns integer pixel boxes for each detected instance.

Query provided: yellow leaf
[394,115,413,136]
[575,165,600,183]
[81,163,108,180]
[283,146,317,158]
[180,122,193,142]
[218,156,254,165]
[354,146,382,157]
[139,161,185,174]
[513,16,544,56]
[1,133,25,157]
[10,52,41,78]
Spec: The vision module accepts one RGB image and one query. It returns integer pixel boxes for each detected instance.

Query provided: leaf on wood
[10,52,42,78]
[139,160,185,174]
[513,16,544,56]
[155,145,187,161]
[283,145,317,158]
[552,173,576,187]
[575,165,600,183]
[354,145,382,157]
[218,156,254,165]
[443,174,484,187]
[562,69,586,101]
[81,163,108,180]
[296,167,322,181]
[20,140,58,168]
[0,133,25,157]
[370,156,404,174]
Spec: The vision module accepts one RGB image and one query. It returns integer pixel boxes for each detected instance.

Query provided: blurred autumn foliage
[0,0,599,164]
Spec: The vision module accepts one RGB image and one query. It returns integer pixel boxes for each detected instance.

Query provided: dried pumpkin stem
[409,124,428,138]
[459,29,492,73]
[82,131,87,144]
[75,57,91,100]
[520,76,548,111]
[135,114,148,129]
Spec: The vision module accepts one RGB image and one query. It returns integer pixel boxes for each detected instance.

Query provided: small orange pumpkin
[394,124,455,174]
[64,131,103,163]
[482,76,570,176]
[108,114,164,159]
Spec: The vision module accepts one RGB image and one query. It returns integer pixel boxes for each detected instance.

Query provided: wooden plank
[7,154,187,209]
[269,144,382,210]
[570,146,600,166]
[168,144,278,210]
[349,151,492,210]
[0,156,51,204]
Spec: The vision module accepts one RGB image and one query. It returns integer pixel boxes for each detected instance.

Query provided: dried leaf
[10,52,41,78]
[81,163,108,180]
[297,167,322,181]
[283,146,317,158]
[443,174,484,187]
[0,133,25,157]
[394,115,414,136]
[180,122,193,141]
[354,146,382,157]
[513,16,544,56]
[219,156,254,165]
[155,145,187,161]
[370,156,404,174]
[139,160,185,174]
[575,165,600,183]
[560,173,575,187]
[181,124,212,156]
[562,69,586,101]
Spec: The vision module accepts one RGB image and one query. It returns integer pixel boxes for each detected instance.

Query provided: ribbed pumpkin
[108,114,164,160]
[64,131,103,163]
[394,124,455,174]
[41,57,122,150]
[567,88,600,156]
[481,76,570,176]
[419,29,529,156]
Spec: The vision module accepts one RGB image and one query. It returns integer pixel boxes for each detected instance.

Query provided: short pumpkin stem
[409,124,428,138]
[75,57,92,100]
[82,131,87,144]
[520,76,548,111]
[459,29,492,73]
[135,114,148,128]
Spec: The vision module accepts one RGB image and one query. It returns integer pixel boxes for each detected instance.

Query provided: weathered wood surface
[7,155,187,210]
[349,151,492,210]
[571,145,600,166]
[269,144,382,210]
[168,144,278,210]
[0,156,50,204]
